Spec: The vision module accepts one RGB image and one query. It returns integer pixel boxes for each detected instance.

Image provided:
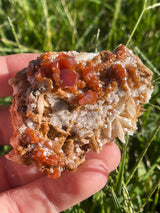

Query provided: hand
[0,54,121,213]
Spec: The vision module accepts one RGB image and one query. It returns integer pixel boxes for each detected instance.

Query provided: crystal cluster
[7,45,153,178]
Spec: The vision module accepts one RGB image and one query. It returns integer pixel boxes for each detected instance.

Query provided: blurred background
[0,0,160,212]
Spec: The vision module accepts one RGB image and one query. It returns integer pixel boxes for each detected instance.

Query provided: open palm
[0,54,121,213]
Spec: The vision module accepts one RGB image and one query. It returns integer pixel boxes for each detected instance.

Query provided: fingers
[0,156,43,192]
[86,142,121,172]
[0,106,12,145]
[0,56,12,97]
[0,143,121,212]
[0,159,108,213]
[0,53,39,97]
[0,142,120,193]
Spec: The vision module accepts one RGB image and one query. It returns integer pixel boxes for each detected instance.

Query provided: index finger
[0,53,39,97]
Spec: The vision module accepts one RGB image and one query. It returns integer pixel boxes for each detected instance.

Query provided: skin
[0,54,121,213]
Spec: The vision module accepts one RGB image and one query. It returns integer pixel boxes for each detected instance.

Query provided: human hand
[0,54,121,213]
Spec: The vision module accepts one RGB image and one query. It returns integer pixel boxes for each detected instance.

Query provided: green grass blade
[145,3,160,11]
[88,0,114,12]
[140,155,160,182]
[138,177,160,212]
[122,183,134,213]
[134,46,160,76]
[107,0,122,50]
[126,2,160,47]
[151,187,159,213]
[95,28,100,53]
[61,0,78,46]
[0,145,12,155]
[41,0,52,51]
[0,97,12,105]
[115,135,129,195]
[126,124,160,185]
[126,9,145,47]
[148,103,160,111]
[111,187,122,213]
[75,10,104,50]
[7,16,21,50]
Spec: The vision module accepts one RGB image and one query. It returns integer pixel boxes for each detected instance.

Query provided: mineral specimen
[7,45,153,178]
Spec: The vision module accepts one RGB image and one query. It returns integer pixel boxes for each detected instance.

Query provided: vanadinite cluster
[7,45,153,178]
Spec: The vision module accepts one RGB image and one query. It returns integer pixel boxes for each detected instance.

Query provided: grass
[0,0,160,212]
